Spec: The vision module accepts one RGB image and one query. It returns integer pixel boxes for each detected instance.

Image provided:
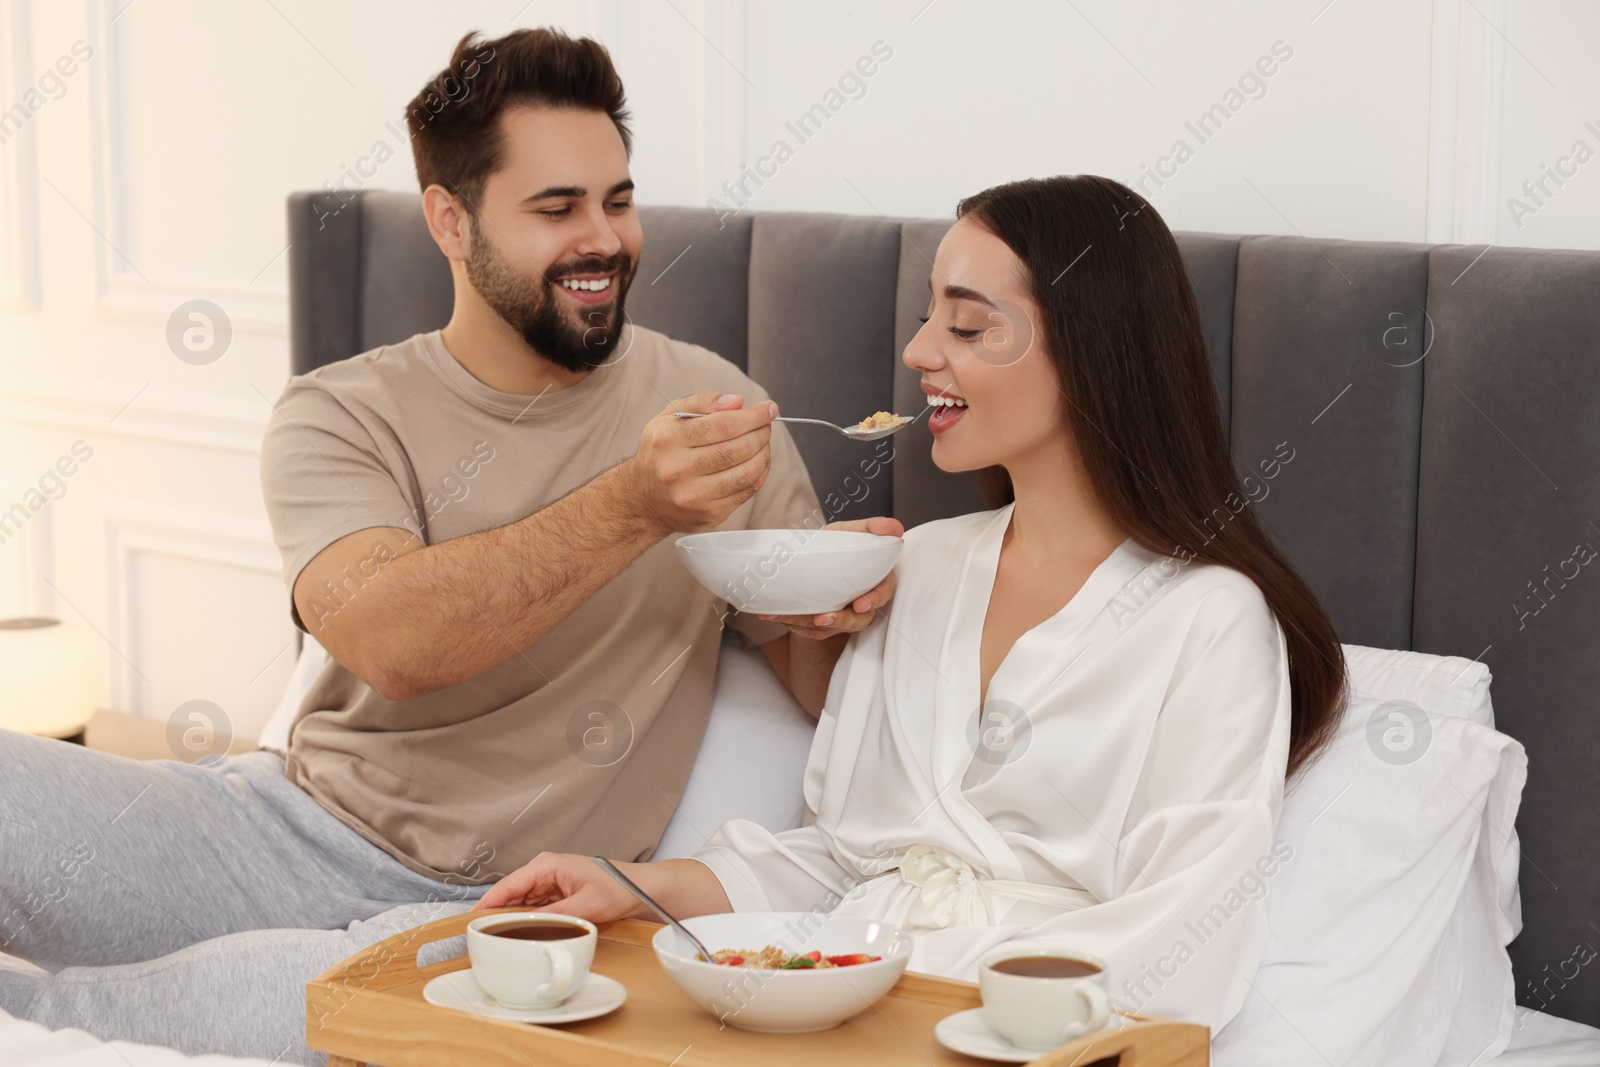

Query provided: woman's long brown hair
[958,175,1345,778]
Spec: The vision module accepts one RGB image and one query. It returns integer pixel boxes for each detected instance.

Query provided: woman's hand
[473,855,734,923]
[756,516,905,716]
[759,516,905,638]
[472,852,642,923]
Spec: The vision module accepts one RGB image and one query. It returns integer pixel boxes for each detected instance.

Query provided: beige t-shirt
[259,325,820,883]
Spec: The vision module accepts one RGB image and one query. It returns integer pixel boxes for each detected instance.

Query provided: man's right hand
[289,393,779,701]
[627,391,777,534]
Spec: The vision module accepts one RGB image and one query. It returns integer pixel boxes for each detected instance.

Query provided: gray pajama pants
[0,729,494,1064]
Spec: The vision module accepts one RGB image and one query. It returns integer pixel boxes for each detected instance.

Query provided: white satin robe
[695,505,1292,1028]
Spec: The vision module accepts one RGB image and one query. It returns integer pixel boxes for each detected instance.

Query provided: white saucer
[422,969,626,1025]
[934,1007,1049,1063]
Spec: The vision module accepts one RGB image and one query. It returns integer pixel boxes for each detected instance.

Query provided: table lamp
[0,616,101,742]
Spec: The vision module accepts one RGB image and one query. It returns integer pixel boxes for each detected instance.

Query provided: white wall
[1,0,1596,740]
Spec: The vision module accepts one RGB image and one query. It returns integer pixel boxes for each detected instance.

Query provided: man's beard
[465,226,635,374]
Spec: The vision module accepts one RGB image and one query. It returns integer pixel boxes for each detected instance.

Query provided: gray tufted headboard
[287,190,1600,1026]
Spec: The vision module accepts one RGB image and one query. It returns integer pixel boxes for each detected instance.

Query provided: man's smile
[552,271,616,305]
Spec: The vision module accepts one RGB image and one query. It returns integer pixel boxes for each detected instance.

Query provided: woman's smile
[923,382,969,434]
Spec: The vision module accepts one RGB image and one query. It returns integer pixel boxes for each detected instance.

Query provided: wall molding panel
[84,0,287,334]
[0,381,268,456]
[1426,0,1505,245]
[102,502,280,714]
[697,0,748,207]
[0,0,43,311]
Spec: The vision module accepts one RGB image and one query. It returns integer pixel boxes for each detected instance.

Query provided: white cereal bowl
[651,912,913,1034]
[675,529,903,615]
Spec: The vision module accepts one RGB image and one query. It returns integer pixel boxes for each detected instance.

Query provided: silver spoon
[671,410,916,442]
[590,856,717,963]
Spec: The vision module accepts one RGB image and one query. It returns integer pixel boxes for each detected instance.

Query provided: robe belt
[897,843,1097,929]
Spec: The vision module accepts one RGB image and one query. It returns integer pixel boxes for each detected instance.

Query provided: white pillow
[1212,645,1526,1067]
[653,636,816,859]
[255,633,326,753]
[258,632,815,857]
[1341,642,1495,727]
[1340,644,1521,937]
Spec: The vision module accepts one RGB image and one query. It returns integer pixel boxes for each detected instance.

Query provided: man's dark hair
[406,28,632,217]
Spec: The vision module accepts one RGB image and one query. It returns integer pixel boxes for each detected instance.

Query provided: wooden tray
[306,907,1208,1066]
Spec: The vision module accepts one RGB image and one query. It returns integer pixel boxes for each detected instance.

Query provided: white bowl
[652,912,913,1033]
[675,529,903,615]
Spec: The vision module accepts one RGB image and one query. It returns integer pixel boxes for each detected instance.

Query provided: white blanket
[2,983,1596,1066]
[0,1009,277,1066]
[1491,1009,1600,1066]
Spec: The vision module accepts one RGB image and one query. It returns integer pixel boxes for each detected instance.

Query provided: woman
[476,175,1346,1027]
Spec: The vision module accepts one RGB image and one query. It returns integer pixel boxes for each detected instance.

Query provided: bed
[8,198,1597,1065]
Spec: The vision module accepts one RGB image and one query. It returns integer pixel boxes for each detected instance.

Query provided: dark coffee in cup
[988,955,1101,979]
[981,949,1111,1048]
[482,920,587,941]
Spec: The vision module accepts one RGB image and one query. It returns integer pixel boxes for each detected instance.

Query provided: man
[0,27,895,1063]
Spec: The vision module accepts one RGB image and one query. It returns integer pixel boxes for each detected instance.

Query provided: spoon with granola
[672,409,914,442]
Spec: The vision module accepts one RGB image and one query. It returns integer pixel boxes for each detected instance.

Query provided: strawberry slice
[824,953,881,967]
[717,955,745,966]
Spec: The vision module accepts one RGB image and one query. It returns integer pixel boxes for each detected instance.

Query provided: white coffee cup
[466,913,596,1010]
[978,948,1111,1050]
